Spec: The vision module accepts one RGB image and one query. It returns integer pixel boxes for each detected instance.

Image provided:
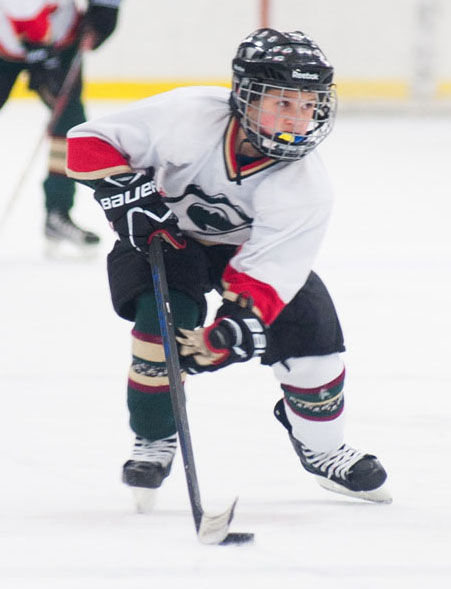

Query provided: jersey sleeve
[66,135,132,181]
[221,157,333,325]
[66,97,168,181]
[66,90,210,182]
[66,87,230,183]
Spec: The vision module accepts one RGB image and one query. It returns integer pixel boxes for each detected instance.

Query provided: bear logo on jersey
[166,184,253,236]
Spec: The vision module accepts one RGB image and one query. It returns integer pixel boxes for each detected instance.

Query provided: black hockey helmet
[230,28,337,160]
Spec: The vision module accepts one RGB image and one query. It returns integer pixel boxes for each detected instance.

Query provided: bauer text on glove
[93,171,186,252]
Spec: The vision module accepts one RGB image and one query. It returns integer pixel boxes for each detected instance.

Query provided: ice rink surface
[0,100,450,588]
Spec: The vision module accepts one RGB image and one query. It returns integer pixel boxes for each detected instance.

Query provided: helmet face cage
[233,76,337,161]
[231,28,337,161]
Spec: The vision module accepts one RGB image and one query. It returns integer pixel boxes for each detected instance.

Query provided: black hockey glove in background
[94,171,186,252]
[24,44,66,102]
[177,300,267,374]
[83,1,120,49]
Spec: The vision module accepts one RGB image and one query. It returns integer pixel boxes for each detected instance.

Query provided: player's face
[248,87,317,138]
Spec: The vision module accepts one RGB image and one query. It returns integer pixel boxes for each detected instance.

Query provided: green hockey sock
[127,289,199,441]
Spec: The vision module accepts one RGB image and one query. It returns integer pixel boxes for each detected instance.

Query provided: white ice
[0,100,450,589]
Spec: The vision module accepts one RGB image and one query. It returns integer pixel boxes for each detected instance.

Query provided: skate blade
[316,476,393,504]
[197,497,239,545]
[131,487,158,514]
[44,238,99,261]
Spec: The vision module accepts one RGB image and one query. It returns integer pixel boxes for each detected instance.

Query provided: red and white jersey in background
[67,86,334,326]
[0,0,80,60]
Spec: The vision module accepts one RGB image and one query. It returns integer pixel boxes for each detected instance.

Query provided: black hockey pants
[107,238,345,364]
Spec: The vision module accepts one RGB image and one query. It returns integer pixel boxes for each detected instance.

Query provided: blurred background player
[66,29,392,505]
[0,0,121,255]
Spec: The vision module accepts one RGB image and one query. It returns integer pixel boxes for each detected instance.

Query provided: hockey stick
[148,237,254,545]
[0,46,84,233]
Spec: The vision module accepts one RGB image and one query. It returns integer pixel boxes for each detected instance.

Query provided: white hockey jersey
[0,0,80,59]
[0,1,120,59]
[67,86,334,325]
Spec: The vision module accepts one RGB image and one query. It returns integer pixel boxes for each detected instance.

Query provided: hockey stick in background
[148,237,254,546]
[0,44,85,233]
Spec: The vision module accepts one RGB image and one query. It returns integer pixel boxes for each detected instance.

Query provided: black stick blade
[220,532,255,546]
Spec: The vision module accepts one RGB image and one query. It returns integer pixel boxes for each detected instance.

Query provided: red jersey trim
[9,5,57,44]
[66,136,131,179]
[222,263,285,325]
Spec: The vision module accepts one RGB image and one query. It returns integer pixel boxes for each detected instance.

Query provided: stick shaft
[148,239,204,530]
[47,48,83,135]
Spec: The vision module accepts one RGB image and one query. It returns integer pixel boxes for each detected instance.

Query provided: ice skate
[274,399,392,503]
[122,435,177,513]
[44,211,100,259]
[291,438,392,503]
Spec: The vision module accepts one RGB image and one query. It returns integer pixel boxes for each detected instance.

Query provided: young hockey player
[66,28,392,504]
[0,0,121,254]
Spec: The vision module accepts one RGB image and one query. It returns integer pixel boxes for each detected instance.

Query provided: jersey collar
[223,117,277,181]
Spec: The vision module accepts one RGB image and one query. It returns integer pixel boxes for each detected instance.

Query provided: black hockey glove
[94,170,186,252]
[83,1,120,49]
[177,300,267,374]
[24,44,65,101]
